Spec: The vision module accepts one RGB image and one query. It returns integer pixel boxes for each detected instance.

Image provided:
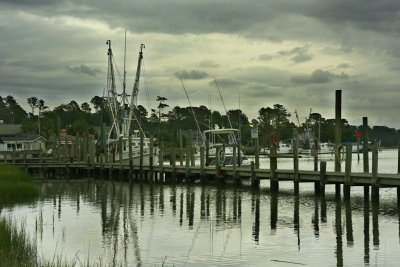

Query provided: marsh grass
[0,217,37,267]
[0,164,39,205]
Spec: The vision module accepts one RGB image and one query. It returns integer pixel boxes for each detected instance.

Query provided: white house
[0,123,46,158]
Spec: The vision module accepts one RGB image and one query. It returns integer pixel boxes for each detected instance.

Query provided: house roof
[0,124,22,136]
[0,133,46,142]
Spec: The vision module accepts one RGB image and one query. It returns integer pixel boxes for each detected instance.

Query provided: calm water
[2,149,400,266]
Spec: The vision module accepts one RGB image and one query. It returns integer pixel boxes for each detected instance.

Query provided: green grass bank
[0,164,40,266]
[0,164,39,206]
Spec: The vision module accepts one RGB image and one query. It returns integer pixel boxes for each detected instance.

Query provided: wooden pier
[2,89,400,200]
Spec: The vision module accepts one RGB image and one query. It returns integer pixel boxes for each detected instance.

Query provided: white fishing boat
[103,39,158,164]
[260,140,293,155]
[203,126,250,167]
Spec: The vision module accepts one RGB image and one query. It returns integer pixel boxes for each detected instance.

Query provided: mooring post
[250,161,259,187]
[335,90,342,195]
[371,143,379,199]
[363,117,370,195]
[118,136,123,180]
[185,145,190,182]
[149,135,154,182]
[344,144,352,199]
[319,161,327,196]
[128,135,133,180]
[232,144,238,182]
[100,152,104,179]
[171,147,177,182]
[314,138,319,172]
[270,146,278,191]
[255,135,260,169]
[158,145,164,182]
[179,129,184,166]
[83,135,88,163]
[200,146,206,183]
[215,146,222,182]
[189,130,195,167]
[139,133,144,181]
[205,139,210,166]
[89,138,95,166]
[238,140,242,168]
[293,128,300,194]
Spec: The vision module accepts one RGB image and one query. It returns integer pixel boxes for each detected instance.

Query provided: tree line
[1,95,399,148]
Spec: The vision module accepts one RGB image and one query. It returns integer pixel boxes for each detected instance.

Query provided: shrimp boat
[103,39,158,164]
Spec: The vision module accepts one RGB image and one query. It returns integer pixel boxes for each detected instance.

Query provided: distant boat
[101,40,158,164]
[260,140,293,155]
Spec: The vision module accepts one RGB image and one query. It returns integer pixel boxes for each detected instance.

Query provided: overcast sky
[1,0,399,128]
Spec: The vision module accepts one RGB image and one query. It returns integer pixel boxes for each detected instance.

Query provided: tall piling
[335,90,342,195]
[363,117,370,196]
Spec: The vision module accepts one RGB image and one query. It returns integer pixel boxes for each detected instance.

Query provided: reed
[0,164,39,205]
[0,217,37,267]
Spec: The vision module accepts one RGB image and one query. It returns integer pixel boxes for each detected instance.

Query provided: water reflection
[5,181,400,266]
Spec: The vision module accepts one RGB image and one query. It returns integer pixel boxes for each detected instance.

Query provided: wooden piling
[270,146,278,191]
[335,89,342,172]
[319,161,327,196]
[255,135,260,169]
[171,147,177,182]
[215,146,222,181]
[179,129,184,166]
[313,138,319,172]
[344,144,352,198]
[158,145,164,181]
[335,90,342,196]
[139,133,144,181]
[200,146,205,183]
[293,129,299,193]
[205,139,210,166]
[118,136,123,179]
[128,135,133,180]
[185,145,190,182]
[189,130,195,167]
[363,117,369,173]
[371,144,379,199]
[232,144,237,181]
[250,161,259,187]
[149,135,154,181]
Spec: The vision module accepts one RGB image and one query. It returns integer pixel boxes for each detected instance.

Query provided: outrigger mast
[127,43,145,136]
[105,38,146,139]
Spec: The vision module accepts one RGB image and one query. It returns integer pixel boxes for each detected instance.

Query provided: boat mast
[106,40,121,137]
[127,43,145,135]
[121,31,130,137]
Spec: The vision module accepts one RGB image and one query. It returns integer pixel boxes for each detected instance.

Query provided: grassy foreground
[0,164,39,266]
[0,164,39,205]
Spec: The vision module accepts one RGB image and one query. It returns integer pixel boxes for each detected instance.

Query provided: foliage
[1,94,399,148]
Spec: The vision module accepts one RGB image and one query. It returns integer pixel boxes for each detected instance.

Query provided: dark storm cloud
[210,79,244,88]
[337,63,350,69]
[66,64,101,77]
[305,0,400,34]
[198,60,219,68]
[278,45,313,63]
[290,69,349,84]
[175,70,209,80]
[0,0,61,5]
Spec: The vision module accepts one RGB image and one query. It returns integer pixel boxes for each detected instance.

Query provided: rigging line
[142,60,152,112]
[214,79,233,129]
[180,78,206,144]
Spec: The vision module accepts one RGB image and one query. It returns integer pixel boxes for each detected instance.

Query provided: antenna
[214,79,233,129]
